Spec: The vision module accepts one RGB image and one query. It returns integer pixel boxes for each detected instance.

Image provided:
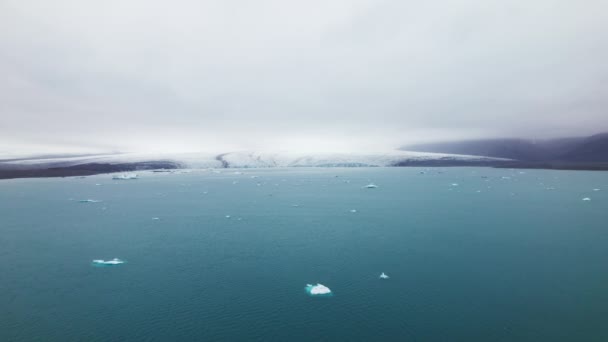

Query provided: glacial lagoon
[1,167,607,341]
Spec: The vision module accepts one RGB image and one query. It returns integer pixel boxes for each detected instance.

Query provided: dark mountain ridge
[404,133,608,163]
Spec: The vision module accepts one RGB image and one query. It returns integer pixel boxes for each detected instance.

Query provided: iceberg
[380,272,389,279]
[582,197,591,201]
[350,209,357,213]
[364,183,378,189]
[305,283,332,296]
[92,258,125,266]
[79,199,102,203]
[112,173,138,180]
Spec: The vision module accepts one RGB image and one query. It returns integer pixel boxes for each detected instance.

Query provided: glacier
[0,150,507,171]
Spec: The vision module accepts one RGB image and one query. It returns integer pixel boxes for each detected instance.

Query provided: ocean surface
[1,167,608,341]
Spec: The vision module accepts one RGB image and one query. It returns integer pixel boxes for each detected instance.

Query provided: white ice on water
[92,258,125,265]
[582,197,591,201]
[364,184,378,189]
[112,173,138,180]
[307,283,332,295]
[380,272,389,279]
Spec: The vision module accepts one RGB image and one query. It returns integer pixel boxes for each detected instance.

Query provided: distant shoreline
[0,161,181,180]
[1,160,608,180]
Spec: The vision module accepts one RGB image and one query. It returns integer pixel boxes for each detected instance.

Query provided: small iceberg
[380,272,389,279]
[152,217,160,220]
[350,209,357,213]
[364,183,378,189]
[451,183,459,187]
[92,258,125,266]
[112,173,138,180]
[79,199,102,203]
[593,188,601,191]
[305,283,332,297]
[582,197,591,201]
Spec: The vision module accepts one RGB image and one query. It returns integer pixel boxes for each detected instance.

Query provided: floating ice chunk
[292,204,300,207]
[95,183,102,186]
[152,217,160,220]
[451,183,459,187]
[79,199,102,203]
[364,183,378,189]
[92,258,125,266]
[112,173,138,180]
[380,272,389,279]
[582,197,591,201]
[350,209,357,213]
[305,283,332,296]
[225,215,231,219]
[593,188,601,191]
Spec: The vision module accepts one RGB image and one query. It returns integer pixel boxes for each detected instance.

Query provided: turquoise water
[1,167,608,341]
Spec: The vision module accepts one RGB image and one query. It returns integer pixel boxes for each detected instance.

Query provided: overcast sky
[1,0,607,154]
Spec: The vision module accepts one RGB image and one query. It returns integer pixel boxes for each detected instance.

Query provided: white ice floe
[451,183,459,186]
[364,183,378,189]
[350,209,357,213]
[380,272,389,279]
[225,215,231,219]
[306,283,332,296]
[112,173,138,180]
[92,258,125,265]
[593,188,601,191]
[152,217,160,220]
[582,197,591,201]
[79,199,102,203]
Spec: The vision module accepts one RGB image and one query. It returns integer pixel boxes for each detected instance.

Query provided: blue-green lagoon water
[1,167,608,341]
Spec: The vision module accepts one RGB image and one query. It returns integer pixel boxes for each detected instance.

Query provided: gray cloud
[1,0,607,154]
